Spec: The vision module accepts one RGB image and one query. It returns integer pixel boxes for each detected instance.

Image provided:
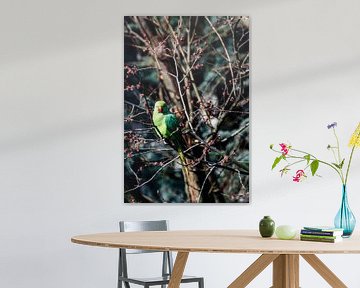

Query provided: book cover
[301,229,343,237]
[303,226,344,232]
[300,234,341,240]
[300,236,342,243]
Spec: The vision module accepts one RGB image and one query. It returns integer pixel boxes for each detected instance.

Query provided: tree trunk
[182,159,224,203]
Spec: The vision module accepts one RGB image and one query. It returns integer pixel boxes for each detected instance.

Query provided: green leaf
[332,159,345,169]
[304,154,311,164]
[271,156,282,170]
[332,162,340,169]
[339,158,345,169]
[310,160,319,176]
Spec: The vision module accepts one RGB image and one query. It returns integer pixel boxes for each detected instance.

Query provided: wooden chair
[118,220,204,288]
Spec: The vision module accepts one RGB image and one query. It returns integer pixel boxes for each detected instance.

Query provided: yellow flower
[349,122,360,148]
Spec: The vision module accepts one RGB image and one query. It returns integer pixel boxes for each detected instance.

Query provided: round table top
[71,230,360,254]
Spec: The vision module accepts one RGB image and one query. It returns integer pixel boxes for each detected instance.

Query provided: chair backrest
[120,220,168,232]
[118,220,174,284]
[119,220,168,254]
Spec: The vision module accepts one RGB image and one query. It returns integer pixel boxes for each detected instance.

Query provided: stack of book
[300,226,344,243]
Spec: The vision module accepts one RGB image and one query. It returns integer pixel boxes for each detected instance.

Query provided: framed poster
[124,16,249,203]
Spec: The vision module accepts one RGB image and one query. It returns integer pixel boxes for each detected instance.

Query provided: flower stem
[333,128,342,164]
[345,145,356,185]
[291,148,317,159]
[271,147,344,183]
[298,156,342,179]
[284,159,305,169]
[332,128,345,182]
[291,148,344,183]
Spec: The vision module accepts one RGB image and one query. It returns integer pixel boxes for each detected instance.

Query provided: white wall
[1,0,360,287]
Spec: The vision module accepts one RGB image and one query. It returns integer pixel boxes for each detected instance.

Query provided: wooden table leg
[272,254,299,288]
[168,252,189,288]
[228,254,279,288]
[301,254,347,288]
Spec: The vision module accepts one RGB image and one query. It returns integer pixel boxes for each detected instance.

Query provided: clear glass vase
[334,185,356,237]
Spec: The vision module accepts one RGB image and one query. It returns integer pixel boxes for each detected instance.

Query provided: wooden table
[71,230,360,288]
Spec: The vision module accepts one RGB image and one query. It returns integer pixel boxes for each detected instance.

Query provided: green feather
[152,100,187,162]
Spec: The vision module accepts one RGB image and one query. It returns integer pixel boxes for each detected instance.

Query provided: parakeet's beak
[158,107,163,113]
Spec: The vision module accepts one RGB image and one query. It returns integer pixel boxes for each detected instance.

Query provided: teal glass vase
[334,185,356,237]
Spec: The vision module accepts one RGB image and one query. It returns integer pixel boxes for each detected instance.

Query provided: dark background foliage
[124,16,249,203]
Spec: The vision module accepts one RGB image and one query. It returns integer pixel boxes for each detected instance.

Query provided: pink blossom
[279,143,289,155]
[293,170,305,182]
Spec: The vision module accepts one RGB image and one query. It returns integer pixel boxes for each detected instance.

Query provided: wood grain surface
[71,230,360,254]
[228,254,279,287]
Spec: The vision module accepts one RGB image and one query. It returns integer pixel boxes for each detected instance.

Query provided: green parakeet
[152,100,187,165]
